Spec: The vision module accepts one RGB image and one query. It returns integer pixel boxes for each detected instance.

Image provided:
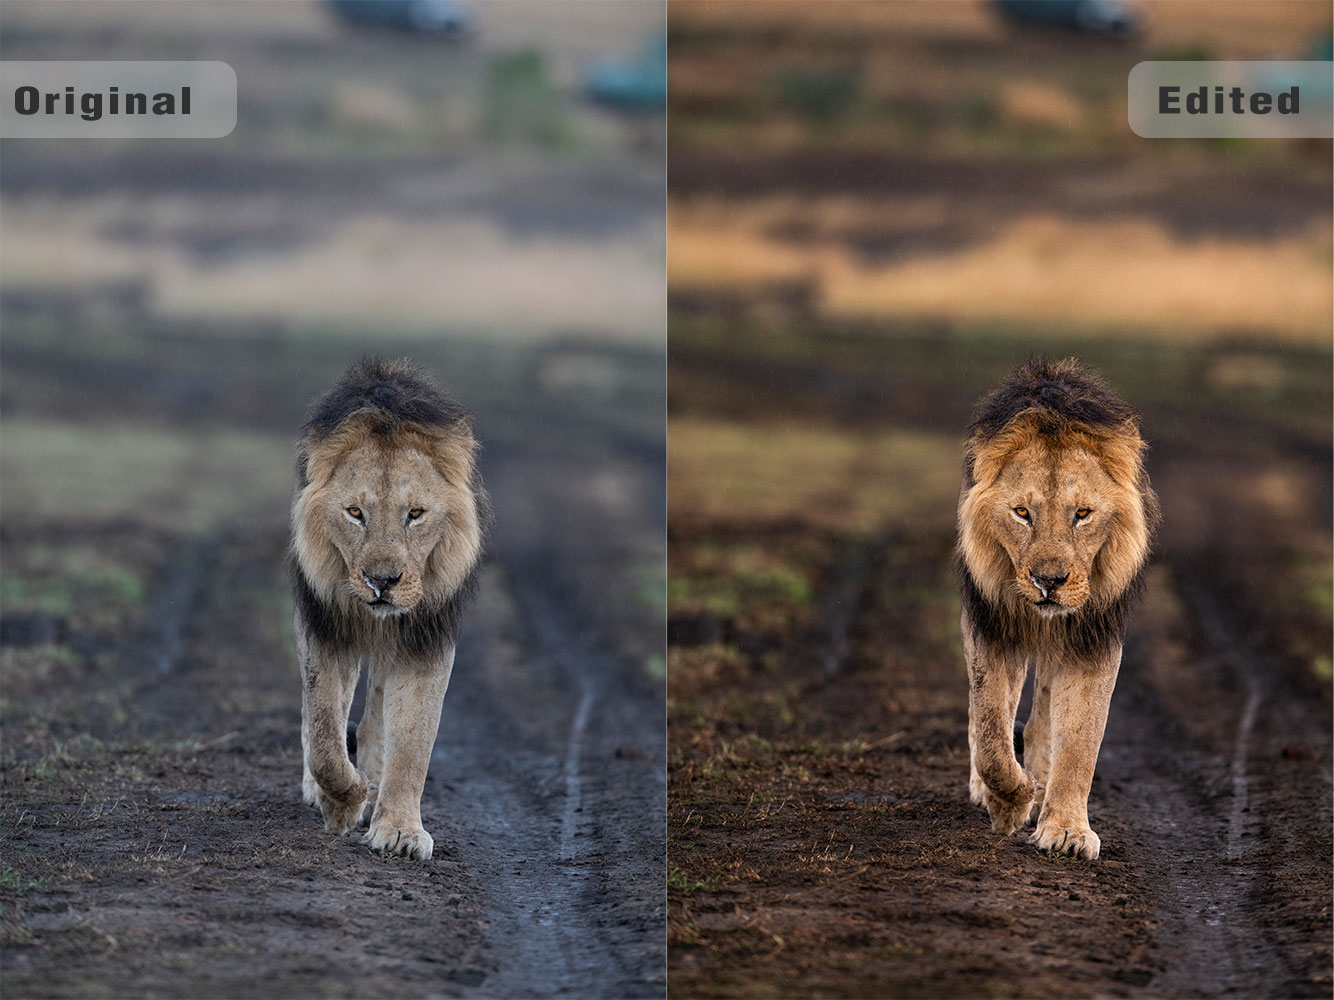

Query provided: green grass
[667,866,718,894]
[0,418,293,533]
[0,542,145,620]
[0,867,46,893]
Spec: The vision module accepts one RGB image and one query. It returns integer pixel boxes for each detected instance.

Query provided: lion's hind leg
[301,725,319,807]
[1021,658,1055,826]
[354,657,388,822]
[967,715,986,806]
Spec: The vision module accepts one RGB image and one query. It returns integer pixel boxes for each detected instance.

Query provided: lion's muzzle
[1020,566,1088,614]
[362,571,402,600]
[1028,571,1068,600]
[356,568,419,616]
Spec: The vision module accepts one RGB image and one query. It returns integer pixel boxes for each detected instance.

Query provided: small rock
[401,890,415,901]
[0,613,62,647]
[667,614,724,647]
[1068,890,1082,900]
[1282,745,1318,761]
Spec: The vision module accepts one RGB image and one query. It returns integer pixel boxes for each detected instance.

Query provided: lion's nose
[363,572,402,599]
[1030,572,1069,598]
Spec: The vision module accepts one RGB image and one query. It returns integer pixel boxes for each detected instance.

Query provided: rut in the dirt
[1098,565,1329,999]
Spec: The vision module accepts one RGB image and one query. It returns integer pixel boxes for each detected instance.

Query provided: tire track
[434,573,647,998]
[426,444,663,999]
[1105,576,1290,997]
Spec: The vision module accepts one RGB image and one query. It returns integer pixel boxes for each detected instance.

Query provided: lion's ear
[1096,421,1146,489]
[426,423,479,489]
[302,416,377,489]
[968,417,1036,487]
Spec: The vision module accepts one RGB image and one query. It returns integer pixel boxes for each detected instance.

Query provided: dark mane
[967,356,1140,444]
[301,357,472,443]
[290,555,478,657]
[296,357,476,490]
[956,555,1146,659]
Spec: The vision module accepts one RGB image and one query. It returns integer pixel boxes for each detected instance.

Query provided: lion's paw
[982,772,1037,836]
[317,777,368,836]
[986,792,1033,836]
[1029,819,1100,860]
[302,771,319,808]
[362,820,434,861]
[968,772,986,806]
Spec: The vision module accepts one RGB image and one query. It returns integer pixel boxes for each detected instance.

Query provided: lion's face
[960,420,1150,618]
[293,418,482,619]
[984,442,1119,616]
[317,443,451,616]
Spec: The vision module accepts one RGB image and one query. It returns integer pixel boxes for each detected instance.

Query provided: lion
[956,358,1159,860]
[290,357,490,860]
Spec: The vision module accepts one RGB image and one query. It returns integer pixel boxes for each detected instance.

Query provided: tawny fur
[291,358,488,861]
[957,358,1158,860]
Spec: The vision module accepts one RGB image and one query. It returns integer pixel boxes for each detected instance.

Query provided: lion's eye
[1013,506,1030,521]
[1074,508,1092,521]
[407,508,425,522]
[346,506,363,520]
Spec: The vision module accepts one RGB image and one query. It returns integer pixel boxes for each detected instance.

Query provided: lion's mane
[956,357,1161,658]
[289,357,492,657]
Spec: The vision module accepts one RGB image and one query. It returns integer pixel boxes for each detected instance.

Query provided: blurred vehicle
[327,0,473,38]
[584,34,666,111]
[993,0,1142,39]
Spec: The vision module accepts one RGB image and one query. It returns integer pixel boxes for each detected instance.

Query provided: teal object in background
[585,34,666,111]
[993,0,1141,38]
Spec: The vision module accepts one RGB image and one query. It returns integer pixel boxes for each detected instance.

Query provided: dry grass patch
[669,418,960,533]
[823,214,1332,341]
[670,207,1332,342]
[0,418,292,532]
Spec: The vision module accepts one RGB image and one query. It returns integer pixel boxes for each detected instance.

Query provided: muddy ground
[0,6,665,995]
[667,324,1332,998]
[0,313,666,999]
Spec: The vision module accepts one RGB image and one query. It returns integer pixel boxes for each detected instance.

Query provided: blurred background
[0,3,666,996]
[666,2,1331,997]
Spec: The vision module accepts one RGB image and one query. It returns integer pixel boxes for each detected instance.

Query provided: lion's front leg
[1029,647,1121,860]
[362,647,454,861]
[964,624,1035,835]
[301,643,368,836]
